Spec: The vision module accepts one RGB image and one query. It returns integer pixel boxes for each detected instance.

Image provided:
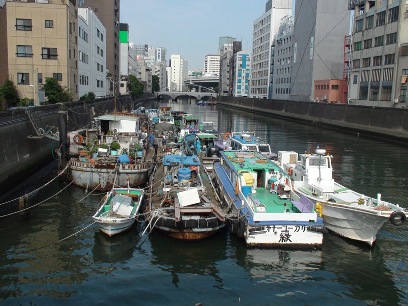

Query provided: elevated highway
[156,91,217,100]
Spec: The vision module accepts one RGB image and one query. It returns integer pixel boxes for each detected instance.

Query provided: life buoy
[232,158,245,163]
[256,159,268,164]
[288,167,293,176]
[389,211,406,226]
[73,134,84,145]
[224,132,231,139]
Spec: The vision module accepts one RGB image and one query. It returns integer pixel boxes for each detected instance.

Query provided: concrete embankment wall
[0,95,148,204]
[219,97,408,142]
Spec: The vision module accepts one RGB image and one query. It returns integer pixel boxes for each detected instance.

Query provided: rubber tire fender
[389,211,406,226]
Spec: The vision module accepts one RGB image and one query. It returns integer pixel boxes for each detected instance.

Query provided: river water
[0,99,407,305]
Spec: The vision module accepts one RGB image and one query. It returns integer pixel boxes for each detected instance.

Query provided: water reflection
[149,230,227,288]
[321,233,402,305]
[92,229,140,264]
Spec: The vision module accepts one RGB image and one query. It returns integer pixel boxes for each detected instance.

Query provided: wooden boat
[214,131,276,159]
[147,134,225,240]
[213,150,324,248]
[276,148,407,246]
[92,187,144,236]
[68,112,153,191]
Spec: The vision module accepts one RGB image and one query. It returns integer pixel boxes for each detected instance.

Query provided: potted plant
[134,143,143,157]
[98,143,109,157]
[110,141,120,155]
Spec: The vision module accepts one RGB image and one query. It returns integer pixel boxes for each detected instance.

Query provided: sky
[120,0,268,71]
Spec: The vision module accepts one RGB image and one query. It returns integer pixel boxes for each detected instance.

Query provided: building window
[373,56,382,66]
[400,85,407,102]
[331,85,339,90]
[362,57,371,67]
[365,15,374,29]
[16,45,33,57]
[386,32,397,45]
[53,73,62,81]
[370,83,379,101]
[355,19,363,32]
[42,48,58,59]
[376,11,386,26]
[359,84,368,99]
[354,41,362,51]
[353,75,358,84]
[17,73,29,85]
[38,73,43,84]
[16,19,32,31]
[374,36,384,47]
[388,6,399,23]
[45,20,54,28]
[401,45,408,57]
[384,53,395,65]
[353,59,360,68]
[381,84,392,101]
[364,39,372,49]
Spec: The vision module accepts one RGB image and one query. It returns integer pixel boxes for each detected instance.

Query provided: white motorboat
[276,148,407,246]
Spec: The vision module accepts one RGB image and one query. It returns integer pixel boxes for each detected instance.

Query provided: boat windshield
[258,144,271,153]
[309,157,327,167]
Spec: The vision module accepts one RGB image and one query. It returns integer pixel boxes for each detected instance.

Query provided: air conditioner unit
[394,99,398,104]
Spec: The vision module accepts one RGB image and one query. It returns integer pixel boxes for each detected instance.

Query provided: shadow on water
[148,229,228,288]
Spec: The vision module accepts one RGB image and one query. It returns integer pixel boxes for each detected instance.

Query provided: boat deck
[250,188,299,213]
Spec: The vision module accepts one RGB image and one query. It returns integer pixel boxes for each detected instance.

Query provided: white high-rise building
[170,54,188,92]
[204,55,220,76]
[78,8,107,98]
[251,0,292,99]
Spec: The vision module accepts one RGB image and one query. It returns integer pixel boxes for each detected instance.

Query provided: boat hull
[154,224,224,240]
[321,203,390,246]
[70,160,150,191]
[152,215,225,241]
[213,160,323,249]
[93,217,136,237]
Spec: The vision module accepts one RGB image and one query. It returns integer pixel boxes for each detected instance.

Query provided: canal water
[0,99,407,305]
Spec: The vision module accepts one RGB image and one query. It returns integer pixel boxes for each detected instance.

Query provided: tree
[43,77,70,104]
[128,74,144,100]
[1,80,20,108]
[80,92,96,102]
[152,75,160,92]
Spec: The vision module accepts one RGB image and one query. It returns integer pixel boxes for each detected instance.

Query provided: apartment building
[204,55,220,76]
[232,51,251,97]
[80,0,120,96]
[348,0,408,108]
[170,54,188,92]
[78,8,106,98]
[251,0,292,99]
[0,0,78,104]
[271,15,293,100]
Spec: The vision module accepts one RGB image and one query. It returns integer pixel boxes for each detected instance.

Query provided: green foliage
[80,91,96,102]
[19,97,34,107]
[43,77,70,104]
[1,80,20,108]
[99,143,110,149]
[152,75,160,92]
[110,141,121,150]
[128,74,144,100]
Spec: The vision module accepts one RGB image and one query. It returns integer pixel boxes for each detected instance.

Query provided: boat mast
[315,146,326,182]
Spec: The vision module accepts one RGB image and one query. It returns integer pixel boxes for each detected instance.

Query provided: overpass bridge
[156,91,217,100]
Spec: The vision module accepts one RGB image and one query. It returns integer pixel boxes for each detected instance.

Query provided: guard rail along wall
[218,97,408,142]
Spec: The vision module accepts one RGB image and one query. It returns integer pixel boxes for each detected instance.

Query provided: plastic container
[241,186,252,197]
[178,168,191,181]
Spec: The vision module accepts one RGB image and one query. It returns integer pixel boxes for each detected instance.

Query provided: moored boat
[93,187,144,236]
[276,148,407,246]
[68,112,153,191]
[213,150,324,248]
[147,134,226,240]
[214,131,276,159]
